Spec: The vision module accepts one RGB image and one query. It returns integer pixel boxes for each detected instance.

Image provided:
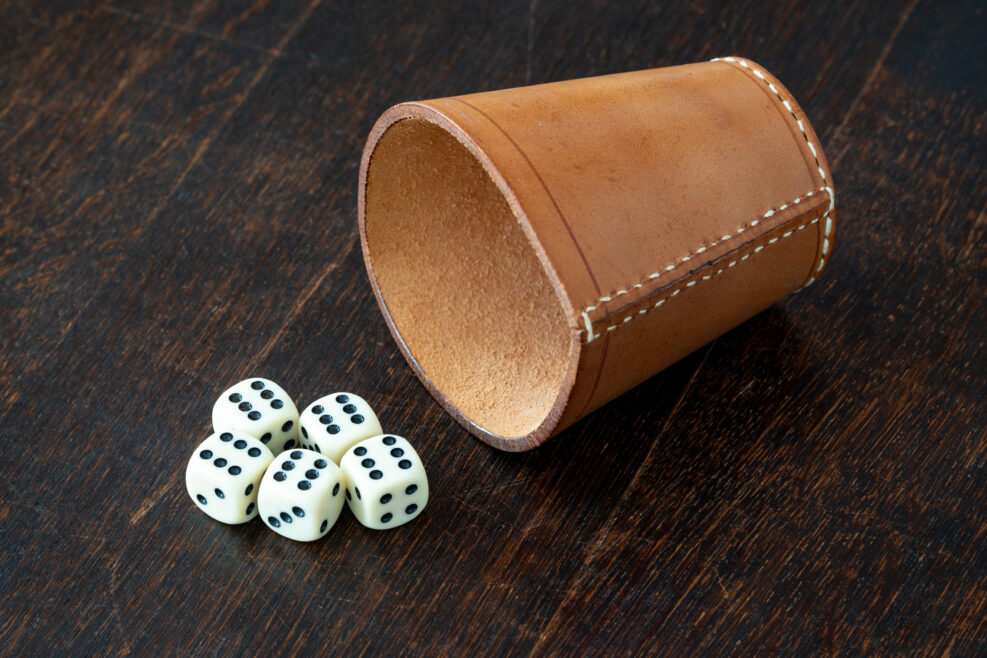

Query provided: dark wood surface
[1,1,984,655]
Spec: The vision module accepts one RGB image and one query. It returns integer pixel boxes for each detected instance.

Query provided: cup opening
[362,116,573,440]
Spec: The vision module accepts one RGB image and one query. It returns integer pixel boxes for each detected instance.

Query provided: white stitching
[804,187,836,285]
[713,57,836,282]
[592,210,830,337]
[580,310,596,343]
[579,58,837,341]
[581,186,828,313]
[583,186,833,313]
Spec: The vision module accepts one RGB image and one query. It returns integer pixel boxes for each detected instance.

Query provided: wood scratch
[716,572,730,598]
[99,5,280,56]
[107,559,134,655]
[130,473,179,525]
[254,235,352,363]
[525,0,538,85]
[449,495,527,533]
[832,0,919,165]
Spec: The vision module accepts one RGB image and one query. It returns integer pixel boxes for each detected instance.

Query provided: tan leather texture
[359,57,836,451]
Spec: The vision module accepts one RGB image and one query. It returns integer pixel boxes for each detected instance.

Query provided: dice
[186,431,274,524]
[257,449,346,541]
[213,377,299,454]
[340,434,428,530]
[298,392,383,463]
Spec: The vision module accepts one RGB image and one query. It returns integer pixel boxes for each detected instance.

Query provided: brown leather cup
[358,57,836,451]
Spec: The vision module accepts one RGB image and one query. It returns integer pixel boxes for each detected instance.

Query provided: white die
[298,392,383,463]
[212,377,300,454]
[186,431,274,524]
[340,434,428,530]
[257,449,345,542]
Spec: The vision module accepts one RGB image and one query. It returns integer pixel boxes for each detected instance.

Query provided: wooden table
[1,1,984,654]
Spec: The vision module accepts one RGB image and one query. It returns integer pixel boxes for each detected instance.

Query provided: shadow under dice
[212,377,299,454]
[186,431,275,524]
[340,435,428,530]
[299,392,383,463]
[257,449,345,541]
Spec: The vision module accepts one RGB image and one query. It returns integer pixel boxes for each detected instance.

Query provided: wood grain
[0,0,984,654]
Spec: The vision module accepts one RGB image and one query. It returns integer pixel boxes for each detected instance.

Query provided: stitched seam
[803,210,835,288]
[591,207,831,339]
[580,58,837,342]
[712,56,835,287]
[583,186,829,313]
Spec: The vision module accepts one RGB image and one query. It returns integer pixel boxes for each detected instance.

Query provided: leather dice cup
[358,57,837,452]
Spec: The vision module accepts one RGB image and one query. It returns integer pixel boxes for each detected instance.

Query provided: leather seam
[588,204,832,339]
[582,186,831,315]
[580,57,839,342]
[713,56,835,287]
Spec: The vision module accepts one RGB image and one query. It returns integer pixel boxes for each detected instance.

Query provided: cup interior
[362,117,573,440]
